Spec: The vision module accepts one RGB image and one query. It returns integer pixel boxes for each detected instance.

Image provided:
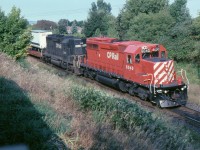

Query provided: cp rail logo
[107,52,119,60]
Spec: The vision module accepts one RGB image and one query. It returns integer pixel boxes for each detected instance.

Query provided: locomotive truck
[29,35,188,108]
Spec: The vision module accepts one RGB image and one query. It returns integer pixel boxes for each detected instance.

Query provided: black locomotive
[42,34,86,74]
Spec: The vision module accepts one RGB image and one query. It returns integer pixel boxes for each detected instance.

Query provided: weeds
[16,57,31,70]
[71,86,200,149]
[0,77,70,149]
[1,53,200,149]
[175,62,200,84]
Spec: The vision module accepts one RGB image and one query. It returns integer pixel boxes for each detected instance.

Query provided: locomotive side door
[134,53,143,74]
[124,54,134,80]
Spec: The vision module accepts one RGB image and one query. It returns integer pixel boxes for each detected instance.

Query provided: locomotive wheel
[88,71,95,80]
[118,81,127,92]
[84,70,88,78]
[128,86,135,96]
[61,62,68,69]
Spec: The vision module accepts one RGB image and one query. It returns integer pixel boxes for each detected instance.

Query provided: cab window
[161,51,165,58]
[127,55,132,64]
[135,54,140,63]
[152,51,159,57]
[142,53,150,59]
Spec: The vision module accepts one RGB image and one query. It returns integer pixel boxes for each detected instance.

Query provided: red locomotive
[81,37,188,107]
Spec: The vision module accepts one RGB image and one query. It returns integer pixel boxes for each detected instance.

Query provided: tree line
[32,19,84,35]
[83,0,200,63]
[0,7,31,59]
[0,0,199,63]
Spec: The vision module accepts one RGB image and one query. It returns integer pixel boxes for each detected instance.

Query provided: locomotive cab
[43,34,86,74]
[129,44,188,107]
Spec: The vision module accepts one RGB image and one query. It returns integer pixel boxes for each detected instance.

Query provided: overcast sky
[0,0,199,22]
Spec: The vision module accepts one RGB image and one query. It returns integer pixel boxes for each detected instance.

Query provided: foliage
[116,0,199,62]
[191,13,200,40]
[71,85,200,149]
[169,0,191,23]
[0,9,6,49]
[71,21,77,34]
[0,7,31,59]
[58,19,68,34]
[118,0,168,39]
[125,10,174,41]
[175,62,200,84]
[0,77,70,149]
[83,0,117,37]
[32,20,57,30]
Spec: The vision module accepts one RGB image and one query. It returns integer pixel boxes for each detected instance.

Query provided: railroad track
[28,56,200,133]
[169,106,200,130]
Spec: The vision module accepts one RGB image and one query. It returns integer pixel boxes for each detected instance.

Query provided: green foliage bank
[84,0,200,64]
[0,7,31,59]
[71,85,200,149]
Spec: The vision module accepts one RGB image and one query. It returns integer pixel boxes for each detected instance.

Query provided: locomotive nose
[153,60,175,85]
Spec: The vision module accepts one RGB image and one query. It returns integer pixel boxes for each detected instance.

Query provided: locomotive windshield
[142,51,159,59]
[74,39,86,55]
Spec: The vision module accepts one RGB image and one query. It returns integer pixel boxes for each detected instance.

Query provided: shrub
[71,86,200,149]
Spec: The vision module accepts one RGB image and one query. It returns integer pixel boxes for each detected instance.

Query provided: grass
[71,85,200,149]
[0,77,70,149]
[17,57,31,70]
[175,62,200,105]
[1,53,200,149]
[0,53,96,149]
[175,62,200,84]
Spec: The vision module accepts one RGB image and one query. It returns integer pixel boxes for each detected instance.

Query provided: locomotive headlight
[156,90,162,93]
[181,86,187,91]
[164,90,168,94]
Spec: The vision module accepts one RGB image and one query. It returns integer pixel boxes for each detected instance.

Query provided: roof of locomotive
[87,37,164,54]
[47,34,85,44]
[87,37,118,43]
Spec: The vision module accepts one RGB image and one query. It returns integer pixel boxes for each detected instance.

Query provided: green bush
[0,7,31,59]
[71,86,200,149]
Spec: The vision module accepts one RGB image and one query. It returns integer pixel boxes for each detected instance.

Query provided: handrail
[147,74,153,93]
[178,69,190,90]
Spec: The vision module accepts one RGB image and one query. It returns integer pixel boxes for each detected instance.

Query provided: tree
[71,21,77,34]
[166,0,193,61]
[190,14,200,64]
[0,9,6,49]
[118,0,168,39]
[169,0,191,23]
[107,15,118,38]
[191,13,200,40]
[76,20,84,27]
[83,0,113,37]
[126,10,175,42]
[58,19,68,34]
[33,20,57,30]
[0,7,31,59]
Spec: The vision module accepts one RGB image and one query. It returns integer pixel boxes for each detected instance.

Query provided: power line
[26,4,124,17]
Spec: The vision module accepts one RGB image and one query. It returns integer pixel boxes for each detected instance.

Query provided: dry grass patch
[1,53,200,149]
[188,84,200,105]
[0,53,96,149]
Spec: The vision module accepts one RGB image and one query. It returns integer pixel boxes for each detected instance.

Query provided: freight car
[28,30,52,57]
[80,37,188,108]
